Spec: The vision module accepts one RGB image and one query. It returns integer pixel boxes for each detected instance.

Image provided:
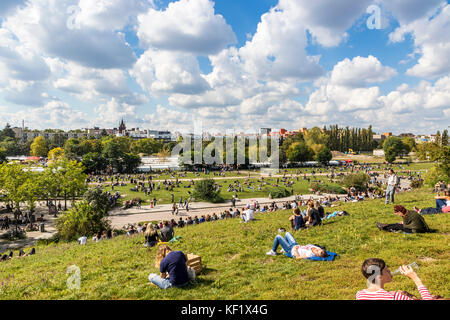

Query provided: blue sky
[0,0,449,135]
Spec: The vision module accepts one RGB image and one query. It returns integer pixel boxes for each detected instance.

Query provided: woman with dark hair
[149,245,189,289]
[376,205,430,234]
[289,208,305,231]
[356,258,433,300]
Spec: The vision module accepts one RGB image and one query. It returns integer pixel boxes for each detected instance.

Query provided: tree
[131,138,162,155]
[316,148,332,166]
[83,188,112,216]
[0,137,21,156]
[48,147,65,161]
[304,127,329,147]
[385,147,397,164]
[30,136,48,157]
[0,162,37,211]
[0,123,16,140]
[286,142,314,163]
[102,139,124,172]
[0,148,6,163]
[82,152,107,174]
[122,153,141,173]
[401,137,416,154]
[441,130,449,147]
[56,200,111,241]
[193,179,223,203]
[101,129,108,137]
[50,158,87,210]
[383,136,405,162]
[342,172,370,191]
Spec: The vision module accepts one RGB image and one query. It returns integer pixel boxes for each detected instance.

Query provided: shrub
[410,179,423,189]
[0,228,26,240]
[193,179,224,203]
[310,183,346,194]
[83,188,112,215]
[342,172,370,191]
[266,187,291,198]
[56,200,111,241]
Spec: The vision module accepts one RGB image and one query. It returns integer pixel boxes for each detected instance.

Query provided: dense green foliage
[56,200,111,241]
[0,159,87,212]
[193,179,224,203]
[310,182,346,194]
[342,173,370,191]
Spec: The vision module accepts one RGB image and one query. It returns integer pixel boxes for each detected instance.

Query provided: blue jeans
[385,186,395,204]
[148,273,189,289]
[436,199,447,210]
[149,273,172,289]
[272,232,298,258]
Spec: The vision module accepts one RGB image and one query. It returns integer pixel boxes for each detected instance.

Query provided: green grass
[102,177,343,204]
[0,188,448,300]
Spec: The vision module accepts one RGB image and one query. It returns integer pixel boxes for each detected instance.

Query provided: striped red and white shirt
[356,285,433,300]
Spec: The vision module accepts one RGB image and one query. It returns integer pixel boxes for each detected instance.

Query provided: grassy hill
[0,188,448,300]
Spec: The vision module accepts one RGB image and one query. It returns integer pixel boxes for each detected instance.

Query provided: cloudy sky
[0,0,449,134]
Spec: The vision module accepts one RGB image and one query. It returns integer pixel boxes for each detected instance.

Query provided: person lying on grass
[266,232,328,259]
[414,190,450,215]
[149,245,189,289]
[356,258,434,300]
[376,205,430,234]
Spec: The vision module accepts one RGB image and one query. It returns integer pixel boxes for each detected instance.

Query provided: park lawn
[101,176,343,204]
[123,170,259,181]
[0,188,448,300]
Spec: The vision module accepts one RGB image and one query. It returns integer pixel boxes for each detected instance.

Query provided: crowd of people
[1,164,447,299]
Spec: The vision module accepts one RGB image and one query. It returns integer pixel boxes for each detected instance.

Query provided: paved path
[107,193,346,228]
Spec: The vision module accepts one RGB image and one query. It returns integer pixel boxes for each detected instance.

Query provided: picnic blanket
[169,236,182,244]
[307,251,339,261]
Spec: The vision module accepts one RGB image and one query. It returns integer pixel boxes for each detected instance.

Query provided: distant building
[118,119,126,135]
[399,133,415,138]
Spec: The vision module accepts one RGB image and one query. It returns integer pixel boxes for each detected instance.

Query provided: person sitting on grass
[266,232,328,259]
[305,201,322,227]
[414,190,450,215]
[289,208,305,231]
[356,258,433,300]
[159,221,174,243]
[144,224,159,248]
[376,205,430,234]
[149,245,189,290]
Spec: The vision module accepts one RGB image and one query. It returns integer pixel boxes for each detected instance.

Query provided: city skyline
[0,0,449,135]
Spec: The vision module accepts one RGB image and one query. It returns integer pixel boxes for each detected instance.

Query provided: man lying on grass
[266,231,328,259]
[356,258,434,300]
[376,205,430,234]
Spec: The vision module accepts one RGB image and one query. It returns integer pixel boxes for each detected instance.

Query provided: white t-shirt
[243,209,254,222]
[387,174,398,187]
[291,244,320,258]
[78,236,87,245]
